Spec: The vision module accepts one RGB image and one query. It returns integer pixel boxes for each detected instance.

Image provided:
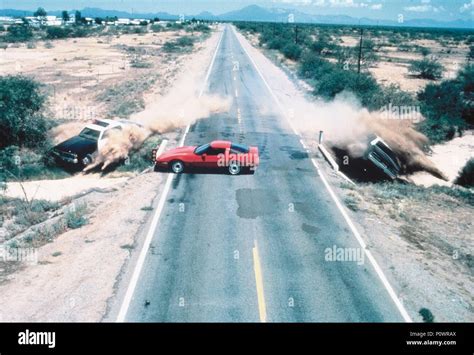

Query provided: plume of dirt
[132,31,231,134]
[88,92,229,170]
[287,91,447,180]
[84,31,230,170]
[360,112,447,179]
[83,90,230,171]
[83,125,148,171]
[132,93,231,134]
[49,122,85,144]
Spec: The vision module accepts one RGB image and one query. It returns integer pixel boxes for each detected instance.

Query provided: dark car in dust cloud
[51,118,142,168]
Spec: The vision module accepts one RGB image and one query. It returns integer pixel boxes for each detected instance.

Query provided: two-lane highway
[120,25,408,322]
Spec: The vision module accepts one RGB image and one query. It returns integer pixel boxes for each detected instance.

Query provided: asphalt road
[124,25,406,322]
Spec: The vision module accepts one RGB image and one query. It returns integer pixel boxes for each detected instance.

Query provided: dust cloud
[131,93,230,135]
[285,91,447,179]
[49,122,85,145]
[83,88,230,171]
[83,125,148,171]
[85,71,231,171]
[83,33,231,171]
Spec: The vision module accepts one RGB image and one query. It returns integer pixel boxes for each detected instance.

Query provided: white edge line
[338,171,356,186]
[233,25,412,323]
[318,144,339,172]
[116,27,225,322]
[156,139,168,157]
[312,158,411,322]
[116,173,173,322]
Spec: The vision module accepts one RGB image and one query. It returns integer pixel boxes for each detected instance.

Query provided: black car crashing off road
[51,118,142,169]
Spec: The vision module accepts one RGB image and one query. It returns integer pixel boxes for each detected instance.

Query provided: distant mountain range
[1,5,472,29]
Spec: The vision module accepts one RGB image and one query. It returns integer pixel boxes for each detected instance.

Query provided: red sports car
[154,140,259,175]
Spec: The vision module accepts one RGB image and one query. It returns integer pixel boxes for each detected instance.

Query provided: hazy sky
[1,0,473,21]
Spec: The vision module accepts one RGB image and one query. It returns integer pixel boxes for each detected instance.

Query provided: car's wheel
[82,154,93,166]
[170,160,184,174]
[228,161,241,175]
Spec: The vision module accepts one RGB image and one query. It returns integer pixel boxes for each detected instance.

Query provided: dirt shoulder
[335,181,474,322]
[0,170,166,321]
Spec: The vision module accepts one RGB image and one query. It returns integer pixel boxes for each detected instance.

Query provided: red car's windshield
[194,143,210,155]
[230,143,249,153]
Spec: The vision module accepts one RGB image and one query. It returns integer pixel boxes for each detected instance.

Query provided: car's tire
[82,154,93,166]
[228,161,241,175]
[170,160,184,174]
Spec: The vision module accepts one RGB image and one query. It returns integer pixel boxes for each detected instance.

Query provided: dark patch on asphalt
[236,188,279,219]
[280,145,308,160]
[293,202,319,219]
[290,151,309,160]
[172,174,181,189]
[301,223,321,236]
[167,198,175,203]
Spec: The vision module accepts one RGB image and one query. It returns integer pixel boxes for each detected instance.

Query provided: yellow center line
[252,240,267,322]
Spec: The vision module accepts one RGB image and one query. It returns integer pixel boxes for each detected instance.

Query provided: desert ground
[0,28,207,122]
[339,35,470,92]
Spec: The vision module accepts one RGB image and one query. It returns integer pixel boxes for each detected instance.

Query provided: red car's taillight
[251,147,259,166]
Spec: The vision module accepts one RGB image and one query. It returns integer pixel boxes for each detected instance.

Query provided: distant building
[24,16,40,27]
[130,19,148,25]
[117,18,130,25]
[0,16,23,26]
[0,16,15,24]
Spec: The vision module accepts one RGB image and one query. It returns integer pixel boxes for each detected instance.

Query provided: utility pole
[357,27,363,74]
